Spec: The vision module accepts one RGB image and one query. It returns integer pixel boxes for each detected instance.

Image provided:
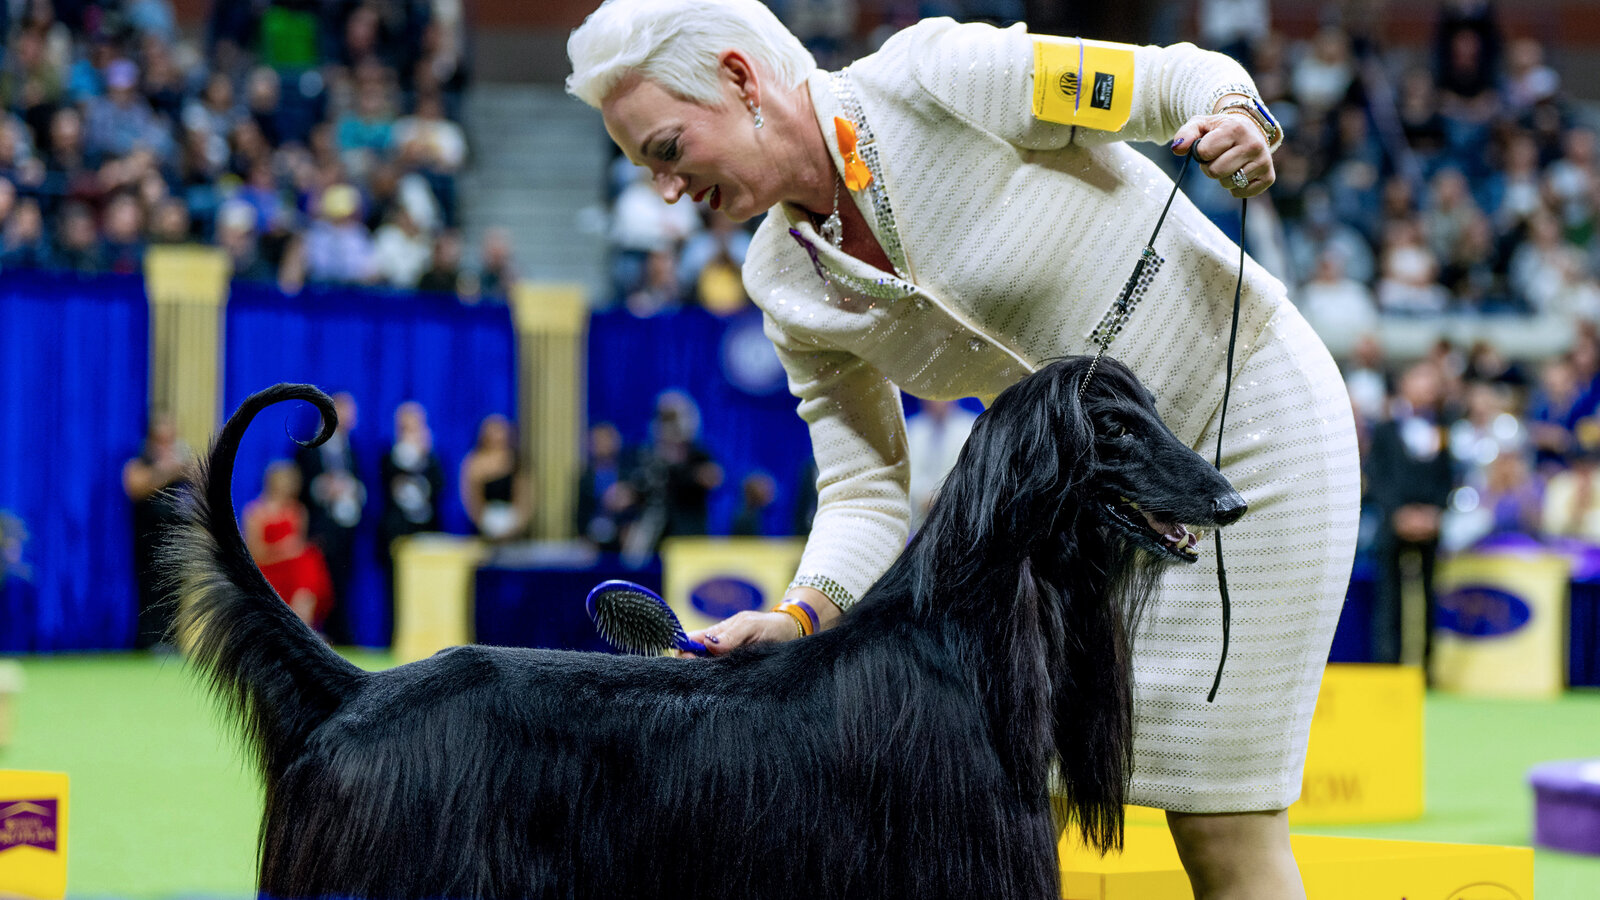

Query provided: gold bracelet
[774,604,810,638]
[1216,100,1283,153]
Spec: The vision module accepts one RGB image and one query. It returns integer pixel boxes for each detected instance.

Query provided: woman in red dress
[245,460,334,630]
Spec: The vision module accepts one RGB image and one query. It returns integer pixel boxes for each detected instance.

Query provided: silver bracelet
[787,573,857,612]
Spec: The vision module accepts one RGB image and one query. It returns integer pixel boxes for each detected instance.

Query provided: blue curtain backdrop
[587,306,813,535]
[224,282,517,647]
[0,271,149,651]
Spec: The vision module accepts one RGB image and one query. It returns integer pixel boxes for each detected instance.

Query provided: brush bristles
[592,588,681,654]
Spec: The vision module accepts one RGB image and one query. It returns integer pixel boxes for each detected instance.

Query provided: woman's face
[602,71,774,222]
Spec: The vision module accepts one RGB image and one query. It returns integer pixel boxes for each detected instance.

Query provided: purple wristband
[791,599,820,634]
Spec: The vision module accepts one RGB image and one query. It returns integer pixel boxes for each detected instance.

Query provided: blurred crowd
[0,0,522,298]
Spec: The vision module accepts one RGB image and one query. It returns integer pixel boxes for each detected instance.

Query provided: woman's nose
[653,170,685,203]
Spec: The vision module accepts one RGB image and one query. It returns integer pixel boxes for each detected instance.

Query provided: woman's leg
[1167,809,1303,900]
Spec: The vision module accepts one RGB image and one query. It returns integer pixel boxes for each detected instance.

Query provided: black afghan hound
[165,355,1245,900]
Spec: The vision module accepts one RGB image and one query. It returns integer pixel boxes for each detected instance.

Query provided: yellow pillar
[508,283,589,540]
[143,246,231,450]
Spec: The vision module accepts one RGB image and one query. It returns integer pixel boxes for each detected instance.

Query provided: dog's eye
[1106,423,1127,439]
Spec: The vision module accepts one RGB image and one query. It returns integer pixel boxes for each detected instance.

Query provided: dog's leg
[1165,809,1304,900]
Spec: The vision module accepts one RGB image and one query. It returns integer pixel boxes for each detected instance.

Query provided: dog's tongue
[1142,510,1198,549]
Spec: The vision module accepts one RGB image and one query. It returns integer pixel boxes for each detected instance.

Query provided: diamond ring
[1230,169,1250,189]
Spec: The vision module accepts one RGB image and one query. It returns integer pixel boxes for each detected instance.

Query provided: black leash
[1084,151,1246,704]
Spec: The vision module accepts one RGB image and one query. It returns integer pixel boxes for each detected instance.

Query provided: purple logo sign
[0,799,58,853]
[690,577,764,620]
[1436,585,1533,637]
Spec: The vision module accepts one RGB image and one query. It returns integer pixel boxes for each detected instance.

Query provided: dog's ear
[934,362,1096,549]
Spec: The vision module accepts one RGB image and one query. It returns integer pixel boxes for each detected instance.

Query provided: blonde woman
[569,3,1359,896]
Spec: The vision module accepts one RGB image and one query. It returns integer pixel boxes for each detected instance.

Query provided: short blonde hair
[566,0,817,108]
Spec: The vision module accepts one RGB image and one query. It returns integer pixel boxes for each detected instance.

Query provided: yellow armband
[1031,36,1136,132]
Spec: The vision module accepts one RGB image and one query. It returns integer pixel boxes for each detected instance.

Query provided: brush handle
[677,637,709,655]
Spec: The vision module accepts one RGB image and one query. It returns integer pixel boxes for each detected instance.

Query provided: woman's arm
[687,334,911,653]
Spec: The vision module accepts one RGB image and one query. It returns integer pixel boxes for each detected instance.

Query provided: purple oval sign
[689,577,764,619]
[1436,585,1533,637]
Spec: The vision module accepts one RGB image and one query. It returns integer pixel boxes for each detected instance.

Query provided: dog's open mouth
[1100,497,1204,563]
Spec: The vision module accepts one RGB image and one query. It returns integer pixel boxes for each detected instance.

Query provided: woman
[244,461,334,630]
[122,410,193,649]
[460,413,530,542]
[568,3,1359,897]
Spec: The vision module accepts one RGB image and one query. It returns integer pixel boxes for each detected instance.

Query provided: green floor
[2,654,1598,898]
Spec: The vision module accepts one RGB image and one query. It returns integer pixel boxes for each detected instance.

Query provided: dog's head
[946,354,1245,563]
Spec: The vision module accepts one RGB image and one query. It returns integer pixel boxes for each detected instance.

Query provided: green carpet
[3,654,1598,898]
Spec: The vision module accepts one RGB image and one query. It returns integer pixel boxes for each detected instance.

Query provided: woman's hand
[1171,109,1275,199]
[684,611,802,656]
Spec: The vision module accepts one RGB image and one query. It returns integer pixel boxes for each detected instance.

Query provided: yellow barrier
[660,537,806,634]
[391,534,488,664]
[1060,824,1532,899]
[0,771,68,900]
[1292,663,1425,823]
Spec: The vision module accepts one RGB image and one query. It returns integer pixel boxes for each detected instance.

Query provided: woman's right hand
[685,611,802,656]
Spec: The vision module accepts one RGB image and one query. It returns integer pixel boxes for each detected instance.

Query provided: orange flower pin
[834,116,872,192]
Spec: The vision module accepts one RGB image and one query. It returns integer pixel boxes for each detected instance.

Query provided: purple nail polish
[1172,137,1185,149]
[707,634,720,643]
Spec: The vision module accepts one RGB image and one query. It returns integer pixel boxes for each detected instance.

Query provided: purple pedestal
[1530,759,1600,855]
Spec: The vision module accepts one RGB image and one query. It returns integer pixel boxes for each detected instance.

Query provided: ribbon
[834,116,872,192]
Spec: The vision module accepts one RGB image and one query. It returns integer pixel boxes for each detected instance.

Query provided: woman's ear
[719,49,761,110]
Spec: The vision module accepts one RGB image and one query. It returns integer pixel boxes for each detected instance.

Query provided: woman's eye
[660,139,680,162]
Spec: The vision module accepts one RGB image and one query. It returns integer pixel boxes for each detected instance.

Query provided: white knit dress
[743,18,1361,812]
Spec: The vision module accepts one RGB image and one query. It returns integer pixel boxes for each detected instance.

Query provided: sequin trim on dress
[789,573,858,611]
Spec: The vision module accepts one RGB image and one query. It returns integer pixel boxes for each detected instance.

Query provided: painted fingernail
[707,634,720,643]
[1172,137,1185,149]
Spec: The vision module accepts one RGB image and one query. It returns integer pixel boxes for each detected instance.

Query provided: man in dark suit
[1364,361,1458,672]
[296,391,365,645]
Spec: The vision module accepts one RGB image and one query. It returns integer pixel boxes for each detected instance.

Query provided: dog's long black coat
[167,356,1245,900]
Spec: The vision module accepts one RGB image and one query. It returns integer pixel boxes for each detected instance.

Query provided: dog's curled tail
[167,383,365,784]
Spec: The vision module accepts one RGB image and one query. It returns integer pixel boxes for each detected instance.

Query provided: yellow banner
[0,770,68,900]
[1290,663,1425,824]
[1032,36,1136,131]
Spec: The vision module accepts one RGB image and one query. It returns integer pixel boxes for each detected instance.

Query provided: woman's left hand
[1171,112,1275,199]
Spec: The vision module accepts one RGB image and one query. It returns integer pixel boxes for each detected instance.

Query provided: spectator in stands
[336,74,396,182]
[372,204,432,288]
[0,28,65,130]
[1290,26,1355,120]
[1484,130,1544,235]
[54,200,101,271]
[1546,127,1596,239]
[1299,250,1377,353]
[1449,380,1526,494]
[209,199,260,279]
[460,413,529,543]
[1,196,52,268]
[1528,357,1585,470]
[100,191,145,273]
[1365,360,1456,670]
[575,421,633,552]
[1285,184,1374,285]
[304,182,377,284]
[624,248,683,317]
[183,71,244,147]
[122,409,192,649]
[1508,207,1587,315]
[245,460,335,631]
[1503,36,1559,116]
[1343,333,1391,431]
[83,58,173,162]
[417,228,464,294]
[296,391,365,645]
[147,195,190,244]
[476,225,516,299]
[393,90,465,226]
[43,105,95,202]
[609,164,701,298]
[1376,218,1450,314]
[1542,421,1600,544]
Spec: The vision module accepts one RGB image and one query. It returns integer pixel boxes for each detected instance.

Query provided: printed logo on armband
[1032,36,1134,131]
